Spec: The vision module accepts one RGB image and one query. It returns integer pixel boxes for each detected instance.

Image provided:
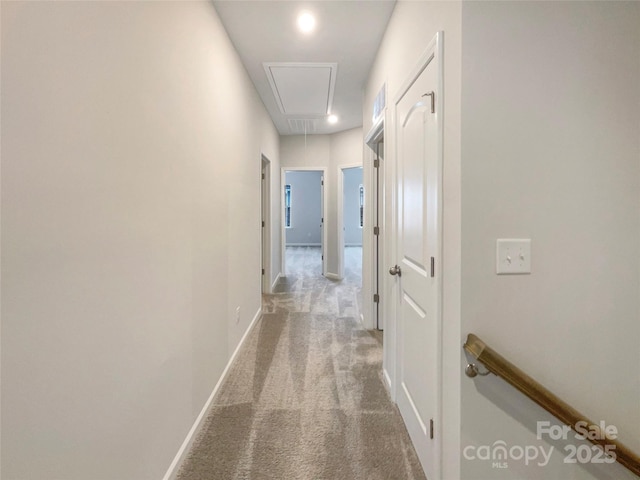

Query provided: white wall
[460,2,640,479]
[285,171,323,245]
[280,127,363,277]
[363,2,462,478]
[366,2,640,479]
[343,167,363,246]
[0,2,279,479]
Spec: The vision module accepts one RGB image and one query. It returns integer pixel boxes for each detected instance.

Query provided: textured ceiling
[213,1,396,135]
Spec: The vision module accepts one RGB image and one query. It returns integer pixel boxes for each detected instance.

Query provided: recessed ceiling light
[297,11,316,34]
[328,114,338,124]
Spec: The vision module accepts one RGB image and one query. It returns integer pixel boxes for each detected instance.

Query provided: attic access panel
[264,62,337,116]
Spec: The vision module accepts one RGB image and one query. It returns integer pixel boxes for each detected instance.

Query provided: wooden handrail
[463,333,640,477]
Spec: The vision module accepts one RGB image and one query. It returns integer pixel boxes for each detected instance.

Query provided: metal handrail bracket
[463,333,640,477]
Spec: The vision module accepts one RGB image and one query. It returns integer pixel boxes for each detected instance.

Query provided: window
[359,185,364,228]
[284,184,292,228]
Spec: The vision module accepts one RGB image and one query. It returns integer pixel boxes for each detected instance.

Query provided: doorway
[281,168,327,278]
[365,118,384,331]
[261,156,271,293]
[338,165,364,322]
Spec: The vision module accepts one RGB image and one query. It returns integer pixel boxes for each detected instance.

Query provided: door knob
[389,265,401,276]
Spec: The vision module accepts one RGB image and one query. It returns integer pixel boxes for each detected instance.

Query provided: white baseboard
[162,307,263,480]
[324,272,342,281]
[383,368,392,390]
[270,272,282,292]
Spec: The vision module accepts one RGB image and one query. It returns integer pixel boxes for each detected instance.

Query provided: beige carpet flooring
[177,246,426,480]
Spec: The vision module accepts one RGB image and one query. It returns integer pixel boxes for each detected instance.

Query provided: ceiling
[212,1,396,135]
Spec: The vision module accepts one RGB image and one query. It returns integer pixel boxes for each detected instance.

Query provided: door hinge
[322,255,324,260]
[321,180,324,186]
[262,268,265,275]
[261,173,265,180]
[262,220,265,227]
[430,419,434,439]
[374,159,380,168]
[373,294,380,303]
[430,257,435,278]
[321,217,324,223]
[422,92,435,114]
[373,226,380,235]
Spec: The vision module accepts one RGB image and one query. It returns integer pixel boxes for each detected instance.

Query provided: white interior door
[393,34,442,480]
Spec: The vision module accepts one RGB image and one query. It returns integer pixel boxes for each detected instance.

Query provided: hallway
[4,2,640,479]
[279,246,363,311]
[177,247,425,479]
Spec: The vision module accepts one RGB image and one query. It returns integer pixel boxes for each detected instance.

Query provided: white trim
[392,34,439,108]
[271,272,282,291]
[383,369,392,390]
[364,115,385,333]
[162,307,263,480]
[337,163,363,279]
[324,272,341,281]
[386,103,397,398]
[337,166,345,278]
[281,168,286,277]
[261,154,272,294]
[281,167,328,277]
[365,114,385,147]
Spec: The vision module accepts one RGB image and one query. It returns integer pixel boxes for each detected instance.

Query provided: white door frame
[281,167,328,277]
[365,116,386,333]
[337,163,363,281]
[261,155,272,293]
[391,31,444,479]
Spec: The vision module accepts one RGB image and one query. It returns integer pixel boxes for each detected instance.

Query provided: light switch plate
[496,239,531,274]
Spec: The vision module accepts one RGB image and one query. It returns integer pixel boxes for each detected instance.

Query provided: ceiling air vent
[287,119,318,134]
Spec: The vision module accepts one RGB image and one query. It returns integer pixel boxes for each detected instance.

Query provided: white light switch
[496,239,531,274]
